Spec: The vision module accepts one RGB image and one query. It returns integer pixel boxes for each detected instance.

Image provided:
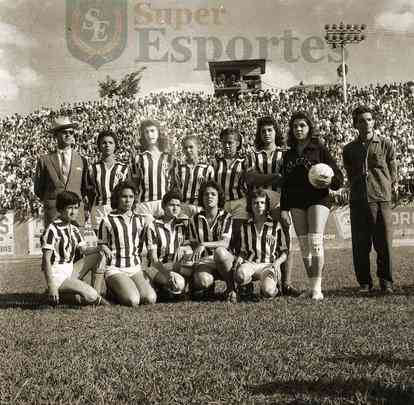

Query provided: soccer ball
[308,163,334,189]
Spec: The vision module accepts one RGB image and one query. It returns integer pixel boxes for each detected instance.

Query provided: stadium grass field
[0,248,413,405]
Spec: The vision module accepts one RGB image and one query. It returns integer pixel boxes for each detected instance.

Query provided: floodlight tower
[324,22,366,104]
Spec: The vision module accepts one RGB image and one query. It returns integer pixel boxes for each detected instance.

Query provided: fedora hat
[49,116,78,133]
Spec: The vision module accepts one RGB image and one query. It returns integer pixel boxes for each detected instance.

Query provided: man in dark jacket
[34,116,92,226]
[343,105,397,294]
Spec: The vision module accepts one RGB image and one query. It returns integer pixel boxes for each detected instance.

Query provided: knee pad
[297,235,311,260]
[308,233,324,257]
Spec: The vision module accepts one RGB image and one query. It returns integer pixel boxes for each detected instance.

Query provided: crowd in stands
[0,81,413,218]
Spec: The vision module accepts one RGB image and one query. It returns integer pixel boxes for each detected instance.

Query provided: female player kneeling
[145,190,193,298]
[96,181,157,307]
[233,188,288,301]
[41,191,108,306]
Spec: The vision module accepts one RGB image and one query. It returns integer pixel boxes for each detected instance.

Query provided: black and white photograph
[0,1,413,404]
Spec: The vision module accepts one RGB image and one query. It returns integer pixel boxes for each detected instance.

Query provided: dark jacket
[33,150,91,226]
[280,139,344,210]
[342,134,397,203]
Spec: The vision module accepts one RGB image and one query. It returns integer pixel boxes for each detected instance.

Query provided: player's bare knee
[261,278,277,298]
[235,264,250,285]
[214,247,228,262]
[193,272,214,289]
[141,290,157,305]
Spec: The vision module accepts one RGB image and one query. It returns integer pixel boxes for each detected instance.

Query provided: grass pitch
[0,249,413,405]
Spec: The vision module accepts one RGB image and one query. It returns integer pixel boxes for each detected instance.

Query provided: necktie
[61,151,69,183]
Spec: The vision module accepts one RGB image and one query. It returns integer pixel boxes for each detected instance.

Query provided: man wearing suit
[34,116,91,226]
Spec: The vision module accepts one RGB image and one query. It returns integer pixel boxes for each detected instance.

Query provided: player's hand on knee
[99,245,113,262]
[192,244,205,263]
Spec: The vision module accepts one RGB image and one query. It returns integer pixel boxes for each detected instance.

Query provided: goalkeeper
[232,188,287,300]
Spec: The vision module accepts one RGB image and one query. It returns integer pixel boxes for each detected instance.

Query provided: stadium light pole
[324,22,366,104]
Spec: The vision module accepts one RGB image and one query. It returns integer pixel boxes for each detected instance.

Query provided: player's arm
[146,226,170,275]
[321,146,344,191]
[245,152,283,188]
[41,249,59,304]
[245,169,282,188]
[386,141,398,190]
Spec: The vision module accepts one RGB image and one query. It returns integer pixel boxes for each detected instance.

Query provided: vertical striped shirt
[147,218,190,263]
[41,219,85,265]
[246,149,283,190]
[130,151,175,202]
[175,162,214,204]
[98,213,146,268]
[240,217,286,263]
[214,156,246,201]
[189,209,233,256]
[91,161,129,206]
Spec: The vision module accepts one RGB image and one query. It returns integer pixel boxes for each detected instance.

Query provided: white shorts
[134,200,163,220]
[104,264,142,279]
[224,198,248,219]
[91,204,112,229]
[50,263,74,288]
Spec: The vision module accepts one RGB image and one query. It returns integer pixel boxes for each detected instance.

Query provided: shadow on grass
[327,353,414,369]
[246,376,414,404]
[324,284,414,298]
[0,293,81,310]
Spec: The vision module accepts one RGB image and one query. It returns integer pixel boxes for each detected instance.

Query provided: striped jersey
[240,217,287,263]
[41,219,85,265]
[91,161,129,206]
[214,156,246,201]
[175,162,214,204]
[147,218,190,263]
[98,212,146,268]
[246,148,283,190]
[130,151,175,203]
[189,209,233,256]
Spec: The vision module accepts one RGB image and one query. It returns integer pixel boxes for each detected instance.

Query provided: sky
[0,0,413,116]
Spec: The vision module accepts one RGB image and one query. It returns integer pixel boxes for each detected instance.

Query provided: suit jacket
[34,149,91,226]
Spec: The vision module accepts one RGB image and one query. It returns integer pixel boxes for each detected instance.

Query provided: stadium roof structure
[208,59,266,97]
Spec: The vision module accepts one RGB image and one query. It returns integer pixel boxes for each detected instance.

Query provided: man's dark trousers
[349,201,393,288]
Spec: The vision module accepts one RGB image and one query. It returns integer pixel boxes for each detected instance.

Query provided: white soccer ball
[308,163,334,189]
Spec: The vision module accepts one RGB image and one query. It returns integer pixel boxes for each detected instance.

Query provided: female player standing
[97,181,157,306]
[280,112,343,300]
[90,130,129,233]
[174,135,214,218]
[130,120,176,221]
[214,128,248,252]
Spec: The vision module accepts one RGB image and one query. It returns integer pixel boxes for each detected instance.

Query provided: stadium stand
[0,82,413,219]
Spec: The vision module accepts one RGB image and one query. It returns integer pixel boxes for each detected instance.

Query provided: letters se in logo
[66,0,127,69]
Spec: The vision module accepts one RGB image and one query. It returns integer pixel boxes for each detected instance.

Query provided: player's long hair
[110,181,137,210]
[246,188,271,218]
[255,116,284,149]
[198,180,225,209]
[287,111,319,148]
[139,119,170,152]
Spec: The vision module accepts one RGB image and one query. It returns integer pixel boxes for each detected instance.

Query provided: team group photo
[1,1,414,404]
